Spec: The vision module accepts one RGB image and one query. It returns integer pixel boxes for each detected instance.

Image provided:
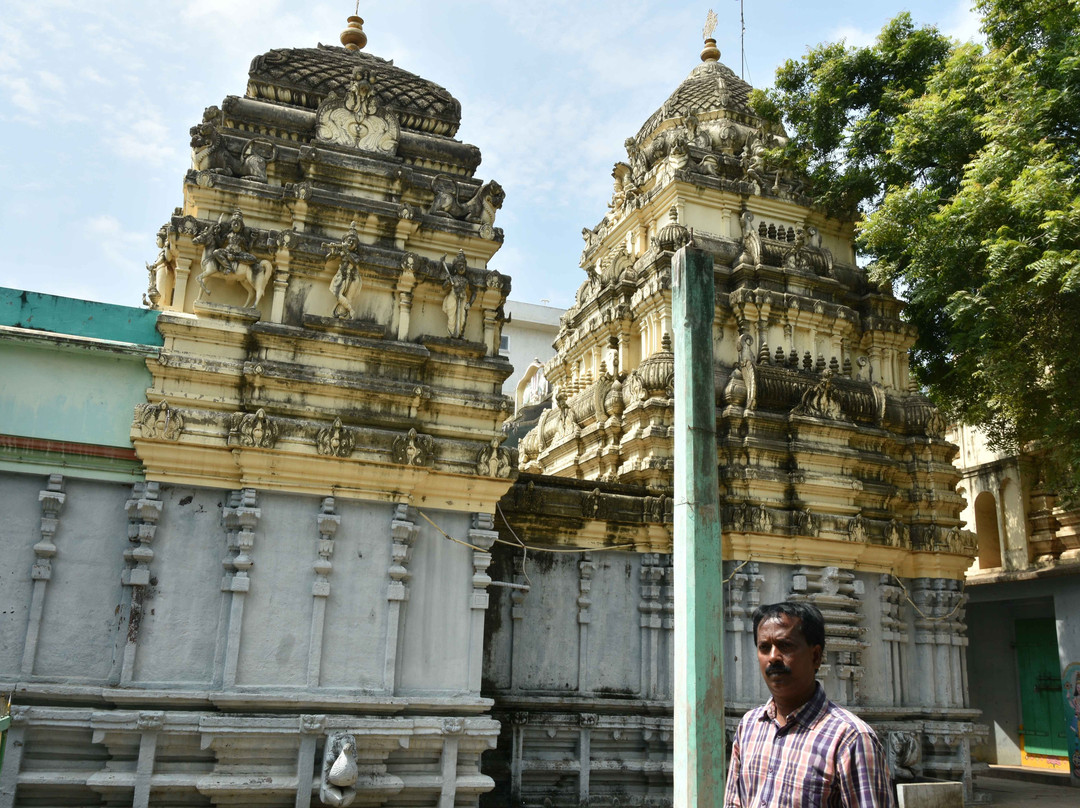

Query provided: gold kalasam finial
[341,13,367,51]
[701,8,720,62]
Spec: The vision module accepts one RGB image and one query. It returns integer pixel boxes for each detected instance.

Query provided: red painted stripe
[0,434,137,461]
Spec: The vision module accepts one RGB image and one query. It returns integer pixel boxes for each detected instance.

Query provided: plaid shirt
[723,683,896,808]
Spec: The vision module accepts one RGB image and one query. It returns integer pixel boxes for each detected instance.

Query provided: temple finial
[341,10,368,52]
[701,9,720,62]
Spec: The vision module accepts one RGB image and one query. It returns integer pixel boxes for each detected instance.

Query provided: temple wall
[481,539,982,808]
[0,468,498,807]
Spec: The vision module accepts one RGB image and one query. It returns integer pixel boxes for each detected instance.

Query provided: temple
[0,14,1000,808]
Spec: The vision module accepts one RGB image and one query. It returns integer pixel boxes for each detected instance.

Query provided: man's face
[755,613,822,712]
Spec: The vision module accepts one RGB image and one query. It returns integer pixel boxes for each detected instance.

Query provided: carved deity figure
[442,250,473,339]
[326,222,364,319]
[192,210,274,307]
[315,70,400,155]
[144,225,176,308]
[684,113,712,150]
[742,138,768,192]
[213,210,258,275]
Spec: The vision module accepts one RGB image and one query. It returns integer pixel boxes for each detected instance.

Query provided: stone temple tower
[1,17,520,808]
[487,30,983,807]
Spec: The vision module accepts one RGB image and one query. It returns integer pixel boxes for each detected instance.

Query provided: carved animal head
[483,180,505,209]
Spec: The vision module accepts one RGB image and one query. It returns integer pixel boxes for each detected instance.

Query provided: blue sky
[0,1,982,309]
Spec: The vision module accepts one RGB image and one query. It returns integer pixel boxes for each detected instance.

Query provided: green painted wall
[0,287,161,346]
[0,288,162,452]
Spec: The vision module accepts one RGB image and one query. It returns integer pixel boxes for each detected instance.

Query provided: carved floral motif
[135,400,184,441]
[315,69,400,155]
[232,408,278,449]
[392,428,434,467]
[315,418,355,458]
[476,438,512,478]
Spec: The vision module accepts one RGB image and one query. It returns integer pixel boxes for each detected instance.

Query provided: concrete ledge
[897,781,965,808]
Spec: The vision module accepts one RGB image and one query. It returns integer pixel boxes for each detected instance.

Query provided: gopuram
[0,14,983,808]
[2,15,515,808]
[487,23,982,808]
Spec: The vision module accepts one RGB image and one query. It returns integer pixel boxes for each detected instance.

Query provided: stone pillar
[120,482,163,684]
[577,553,595,690]
[21,474,65,676]
[438,718,463,808]
[639,553,662,698]
[295,714,325,808]
[880,574,907,706]
[133,711,163,808]
[221,488,259,688]
[672,244,725,805]
[384,504,418,693]
[509,556,529,690]
[0,707,27,808]
[467,513,496,693]
[307,497,340,688]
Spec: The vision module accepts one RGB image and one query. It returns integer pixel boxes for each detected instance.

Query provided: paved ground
[975,775,1078,807]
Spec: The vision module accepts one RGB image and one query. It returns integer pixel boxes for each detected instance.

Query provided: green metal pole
[672,244,725,806]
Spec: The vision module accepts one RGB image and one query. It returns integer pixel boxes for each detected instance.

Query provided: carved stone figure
[316,418,354,457]
[144,225,175,308]
[320,732,359,807]
[135,400,183,441]
[888,730,922,780]
[741,138,768,193]
[793,374,846,420]
[193,210,274,308]
[233,408,278,449]
[392,428,433,467]
[684,113,712,149]
[848,511,868,543]
[315,69,400,155]
[476,438,512,478]
[441,250,474,339]
[793,507,818,538]
[427,175,505,235]
[190,118,275,181]
[738,211,761,266]
[887,518,909,547]
[326,222,364,319]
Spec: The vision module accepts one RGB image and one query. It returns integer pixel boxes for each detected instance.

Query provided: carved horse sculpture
[192,227,273,308]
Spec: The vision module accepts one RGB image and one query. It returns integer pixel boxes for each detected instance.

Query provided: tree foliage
[753,0,1080,498]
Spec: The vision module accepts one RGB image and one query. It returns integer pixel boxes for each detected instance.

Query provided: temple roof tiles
[247,45,462,137]
[634,59,756,144]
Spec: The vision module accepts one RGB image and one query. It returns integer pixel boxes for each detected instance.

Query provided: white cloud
[827,24,877,49]
[943,0,984,43]
[82,214,147,268]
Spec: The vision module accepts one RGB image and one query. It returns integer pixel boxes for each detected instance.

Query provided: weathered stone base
[1,705,497,808]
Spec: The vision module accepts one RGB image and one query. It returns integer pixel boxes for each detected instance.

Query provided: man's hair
[752,601,826,650]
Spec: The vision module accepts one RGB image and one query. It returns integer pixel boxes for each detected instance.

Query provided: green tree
[754,0,1080,498]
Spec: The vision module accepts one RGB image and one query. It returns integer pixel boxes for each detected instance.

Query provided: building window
[499,335,509,354]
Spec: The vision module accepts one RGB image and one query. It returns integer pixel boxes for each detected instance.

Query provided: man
[723,602,896,808]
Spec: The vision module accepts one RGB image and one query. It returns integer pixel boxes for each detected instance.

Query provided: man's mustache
[765,663,792,676]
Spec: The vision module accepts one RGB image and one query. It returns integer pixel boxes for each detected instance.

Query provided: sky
[0,1,983,310]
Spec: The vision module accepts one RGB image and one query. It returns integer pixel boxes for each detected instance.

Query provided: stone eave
[134,437,515,512]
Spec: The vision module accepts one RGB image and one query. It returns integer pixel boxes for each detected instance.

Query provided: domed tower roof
[247,45,462,137]
[635,57,757,144]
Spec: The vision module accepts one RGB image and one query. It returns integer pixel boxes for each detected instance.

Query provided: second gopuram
[486,30,981,808]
